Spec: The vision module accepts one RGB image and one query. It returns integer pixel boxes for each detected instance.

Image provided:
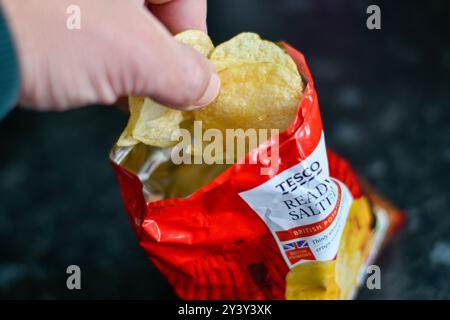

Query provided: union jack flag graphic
[282,240,309,252]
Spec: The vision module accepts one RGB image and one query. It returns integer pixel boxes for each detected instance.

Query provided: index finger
[147,0,207,34]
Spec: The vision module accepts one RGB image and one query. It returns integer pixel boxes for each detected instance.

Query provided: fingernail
[188,73,221,110]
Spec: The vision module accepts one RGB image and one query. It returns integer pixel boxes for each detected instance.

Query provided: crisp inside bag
[110,43,403,300]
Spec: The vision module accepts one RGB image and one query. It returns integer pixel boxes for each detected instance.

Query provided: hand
[1,0,220,111]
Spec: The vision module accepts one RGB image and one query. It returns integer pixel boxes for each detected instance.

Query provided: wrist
[0,1,20,118]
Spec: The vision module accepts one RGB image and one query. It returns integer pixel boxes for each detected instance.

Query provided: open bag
[110,43,404,300]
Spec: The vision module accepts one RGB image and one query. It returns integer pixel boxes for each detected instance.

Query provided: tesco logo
[274,161,323,195]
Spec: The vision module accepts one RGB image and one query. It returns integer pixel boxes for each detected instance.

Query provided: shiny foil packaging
[110,44,403,299]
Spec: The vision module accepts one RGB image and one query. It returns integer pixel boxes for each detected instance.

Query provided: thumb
[126,12,220,110]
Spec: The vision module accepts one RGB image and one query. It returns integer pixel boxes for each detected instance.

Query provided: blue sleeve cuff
[0,6,20,119]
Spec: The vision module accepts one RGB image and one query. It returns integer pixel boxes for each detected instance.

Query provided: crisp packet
[110,43,404,299]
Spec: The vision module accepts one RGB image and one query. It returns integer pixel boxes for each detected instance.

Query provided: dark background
[1,0,449,299]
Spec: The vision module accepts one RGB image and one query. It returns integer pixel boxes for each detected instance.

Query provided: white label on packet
[239,132,353,268]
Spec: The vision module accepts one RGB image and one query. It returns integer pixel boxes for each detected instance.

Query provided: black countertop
[0,0,449,299]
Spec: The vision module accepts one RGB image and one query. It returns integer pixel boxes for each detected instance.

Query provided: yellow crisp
[195,32,303,136]
[286,197,374,300]
[335,197,374,299]
[117,32,303,149]
[174,29,215,57]
[194,62,302,133]
[286,261,341,300]
[210,33,298,73]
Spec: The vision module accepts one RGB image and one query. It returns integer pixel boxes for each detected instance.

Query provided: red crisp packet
[110,44,403,300]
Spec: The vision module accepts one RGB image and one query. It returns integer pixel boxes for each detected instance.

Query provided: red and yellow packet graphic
[110,44,404,300]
